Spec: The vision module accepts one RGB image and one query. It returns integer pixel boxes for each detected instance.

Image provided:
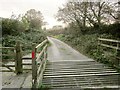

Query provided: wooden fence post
[15,41,23,74]
[115,42,120,66]
[45,44,47,60]
[32,44,37,88]
[116,42,119,55]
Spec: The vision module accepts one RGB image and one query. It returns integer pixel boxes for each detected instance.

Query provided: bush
[56,33,118,70]
[2,18,25,36]
[2,29,47,61]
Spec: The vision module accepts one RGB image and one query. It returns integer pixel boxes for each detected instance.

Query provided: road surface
[47,37,92,61]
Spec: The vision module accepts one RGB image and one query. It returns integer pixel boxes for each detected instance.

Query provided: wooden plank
[2,59,15,62]
[44,68,116,73]
[48,59,94,62]
[44,73,119,78]
[1,63,15,72]
[45,64,109,69]
[2,54,15,56]
[98,38,120,43]
[36,45,47,62]
[22,57,32,60]
[37,61,43,75]
[36,39,48,49]
[37,60,47,87]
[22,63,32,65]
[100,43,120,50]
[81,85,119,89]
[44,70,117,76]
[43,83,77,86]
[2,70,14,72]
[2,64,15,67]
[36,49,44,62]
[43,84,119,89]
[23,69,32,70]
[0,47,14,49]
[46,62,103,65]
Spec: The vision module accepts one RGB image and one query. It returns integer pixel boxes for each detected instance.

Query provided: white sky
[0,0,67,29]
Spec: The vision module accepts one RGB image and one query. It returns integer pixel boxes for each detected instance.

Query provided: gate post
[15,41,23,74]
[32,44,37,88]
[115,42,120,67]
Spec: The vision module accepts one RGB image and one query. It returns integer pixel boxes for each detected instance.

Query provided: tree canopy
[56,1,119,32]
[2,9,45,36]
[24,9,44,29]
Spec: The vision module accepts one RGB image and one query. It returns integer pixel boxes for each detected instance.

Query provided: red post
[32,44,37,88]
[32,51,35,59]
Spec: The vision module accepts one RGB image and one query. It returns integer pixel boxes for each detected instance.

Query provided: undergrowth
[55,34,119,72]
[2,29,47,61]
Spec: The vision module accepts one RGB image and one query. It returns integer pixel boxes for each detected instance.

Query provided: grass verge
[55,34,119,72]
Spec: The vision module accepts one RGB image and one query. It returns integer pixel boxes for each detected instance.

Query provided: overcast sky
[0,0,118,29]
[0,0,67,29]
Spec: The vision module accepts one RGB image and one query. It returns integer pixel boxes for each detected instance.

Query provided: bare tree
[56,1,118,33]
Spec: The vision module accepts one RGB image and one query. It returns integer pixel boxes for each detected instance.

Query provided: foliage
[2,9,45,36]
[49,22,119,40]
[38,84,51,90]
[99,23,120,38]
[24,9,44,29]
[2,9,47,61]
[2,18,24,36]
[2,29,46,54]
[57,1,118,28]
[56,1,119,35]
[55,33,119,70]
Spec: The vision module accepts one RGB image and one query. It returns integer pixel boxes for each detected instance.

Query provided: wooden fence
[1,46,15,73]
[1,41,35,74]
[32,39,48,88]
[1,41,23,74]
[98,38,120,68]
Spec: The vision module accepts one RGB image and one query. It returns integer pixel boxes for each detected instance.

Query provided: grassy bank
[55,34,119,71]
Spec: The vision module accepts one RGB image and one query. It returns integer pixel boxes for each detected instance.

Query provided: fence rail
[1,39,49,88]
[32,39,48,88]
[98,38,120,43]
[1,41,33,74]
[1,41,23,74]
[98,38,120,51]
[98,38,120,68]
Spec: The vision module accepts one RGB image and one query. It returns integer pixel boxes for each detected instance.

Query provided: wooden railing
[1,41,23,74]
[98,38,120,68]
[1,41,34,74]
[1,46,15,73]
[1,39,49,88]
[32,39,48,88]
